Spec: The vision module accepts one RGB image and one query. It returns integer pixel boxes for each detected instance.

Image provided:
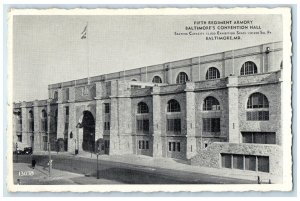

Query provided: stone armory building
[13,41,283,180]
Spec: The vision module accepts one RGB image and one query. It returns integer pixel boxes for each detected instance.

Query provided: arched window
[16,111,22,132]
[203,96,220,111]
[29,110,34,119]
[28,110,34,132]
[206,67,220,80]
[176,72,189,84]
[240,61,258,75]
[247,92,269,121]
[167,99,181,112]
[247,93,269,108]
[152,76,162,83]
[131,79,137,81]
[137,102,149,114]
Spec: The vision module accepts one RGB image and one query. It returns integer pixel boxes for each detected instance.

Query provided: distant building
[13,41,283,181]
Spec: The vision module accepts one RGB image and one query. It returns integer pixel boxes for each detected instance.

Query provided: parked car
[13,149,23,155]
[23,147,33,155]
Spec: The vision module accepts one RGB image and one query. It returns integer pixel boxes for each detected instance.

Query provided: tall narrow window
[53,91,58,100]
[17,111,22,132]
[28,110,34,132]
[65,106,69,116]
[176,72,189,84]
[104,103,110,113]
[240,61,258,75]
[206,67,220,80]
[167,99,181,112]
[41,109,47,132]
[203,96,220,111]
[65,88,69,101]
[152,76,162,83]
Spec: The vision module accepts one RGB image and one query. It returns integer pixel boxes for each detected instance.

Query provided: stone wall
[191,142,282,182]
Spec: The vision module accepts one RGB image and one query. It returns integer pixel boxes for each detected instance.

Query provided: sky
[12,14,282,102]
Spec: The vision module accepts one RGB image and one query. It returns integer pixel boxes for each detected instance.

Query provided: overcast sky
[12,14,282,102]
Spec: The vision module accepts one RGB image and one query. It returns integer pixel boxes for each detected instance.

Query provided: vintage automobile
[23,147,33,155]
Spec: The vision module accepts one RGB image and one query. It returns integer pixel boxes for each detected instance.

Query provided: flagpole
[146,66,148,82]
[86,22,90,85]
[232,50,235,75]
[273,42,275,71]
[198,56,201,81]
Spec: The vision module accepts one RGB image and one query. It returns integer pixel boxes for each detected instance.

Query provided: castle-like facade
[13,41,283,181]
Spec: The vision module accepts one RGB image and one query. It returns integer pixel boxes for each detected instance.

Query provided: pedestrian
[17,179,21,185]
[32,159,36,169]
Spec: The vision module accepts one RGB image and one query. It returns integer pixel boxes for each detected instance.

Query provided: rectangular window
[247,111,269,121]
[64,123,69,132]
[233,155,244,170]
[105,82,111,96]
[104,122,110,131]
[104,103,110,113]
[242,132,276,144]
[203,118,220,132]
[137,120,143,131]
[143,120,149,132]
[177,142,181,152]
[28,120,34,132]
[136,120,149,133]
[167,119,181,133]
[245,155,256,171]
[65,106,69,116]
[258,156,269,173]
[168,141,181,152]
[17,135,22,142]
[41,119,47,132]
[65,88,69,100]
[222,154,268,173]
[221,154,232,168]
[138,140,149,150]
[172,142,176,151]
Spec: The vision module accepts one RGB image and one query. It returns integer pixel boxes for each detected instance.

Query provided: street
[13,154,256,184]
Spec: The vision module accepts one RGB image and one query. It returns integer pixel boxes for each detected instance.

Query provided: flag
[81,25,87,39]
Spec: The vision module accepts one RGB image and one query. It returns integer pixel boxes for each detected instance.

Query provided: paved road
[14,154,255,184]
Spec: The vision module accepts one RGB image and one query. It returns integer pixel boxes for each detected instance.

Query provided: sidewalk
[34,151,279,183]
[13,163,122,185]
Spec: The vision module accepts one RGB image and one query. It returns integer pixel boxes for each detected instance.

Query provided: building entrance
[81,111,95,152]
